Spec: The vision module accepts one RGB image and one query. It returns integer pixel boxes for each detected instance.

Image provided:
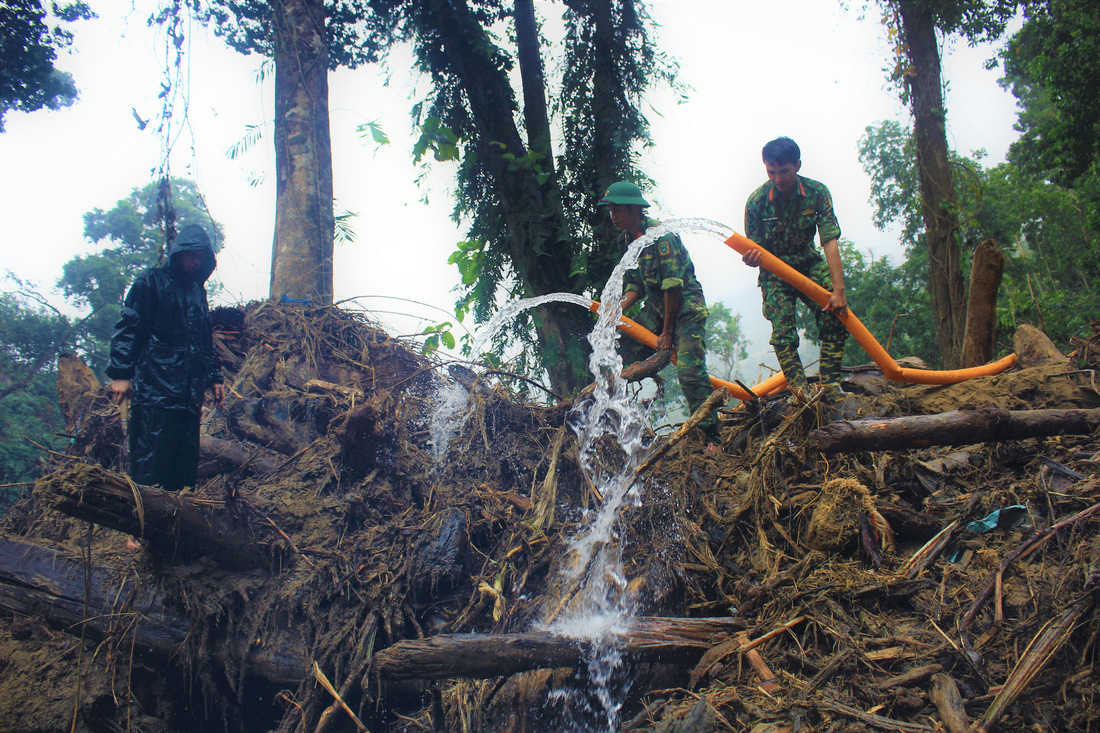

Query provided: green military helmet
[598,181,650,207]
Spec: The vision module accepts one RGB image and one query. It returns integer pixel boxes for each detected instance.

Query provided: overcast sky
[0,0,1020,376]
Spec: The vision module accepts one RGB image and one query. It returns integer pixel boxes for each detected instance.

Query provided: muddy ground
[0,302,1097,732]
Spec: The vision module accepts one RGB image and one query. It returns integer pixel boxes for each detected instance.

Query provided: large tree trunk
[898,0,968,368]
[270,0,335,305]
[961,239,1005,368]
[420,0,592,396]
[514,0,553,167]
[34,463,270,570]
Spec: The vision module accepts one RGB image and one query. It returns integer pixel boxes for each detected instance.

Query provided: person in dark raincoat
[106,224,225,491]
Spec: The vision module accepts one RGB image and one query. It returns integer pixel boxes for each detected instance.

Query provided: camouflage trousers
[624,308,718,438]
[761,259,848,385]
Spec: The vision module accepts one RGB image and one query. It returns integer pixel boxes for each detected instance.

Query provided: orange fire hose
[587,301,784,401]
[587,231,1016,401]
[722,232,1016,384]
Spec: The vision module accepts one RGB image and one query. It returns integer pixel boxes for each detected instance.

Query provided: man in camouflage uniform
[599,181,719,442]
[743,137,848,391]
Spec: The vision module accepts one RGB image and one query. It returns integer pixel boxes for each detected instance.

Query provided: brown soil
[1,303,1098,733]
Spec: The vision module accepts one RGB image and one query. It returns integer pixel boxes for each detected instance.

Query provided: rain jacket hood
[168,223,217,284]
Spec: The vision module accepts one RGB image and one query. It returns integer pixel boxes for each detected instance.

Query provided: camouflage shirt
[621,220,707,324]
[744,175,841,281]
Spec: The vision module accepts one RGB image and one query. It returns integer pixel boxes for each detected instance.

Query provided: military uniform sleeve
[657,234,688,291]
[745,195,765,244]
[105,275,155,381]
[815,185,841,244]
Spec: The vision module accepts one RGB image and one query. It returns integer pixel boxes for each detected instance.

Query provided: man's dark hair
[762,137,800,166]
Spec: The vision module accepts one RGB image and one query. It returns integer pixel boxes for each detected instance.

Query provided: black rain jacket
[106,225,222,414]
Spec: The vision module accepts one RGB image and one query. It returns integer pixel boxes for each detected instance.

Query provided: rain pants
[106,225,222,491]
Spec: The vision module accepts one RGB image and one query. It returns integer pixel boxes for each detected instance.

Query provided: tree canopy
[0,0,93,131]
[367,0,676,393]
[0,283,68,486]
[1002,0,1100,229]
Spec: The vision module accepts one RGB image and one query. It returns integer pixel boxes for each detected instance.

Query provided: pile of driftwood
[1,303,1098,732]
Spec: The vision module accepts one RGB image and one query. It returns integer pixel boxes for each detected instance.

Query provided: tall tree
[267,0,334,304]
[377,0,673,394]
[859,119,1100,359]
[194,0,385,305]
[0,0,93,131]
[1002,0,1100,229]
[875,0,1017,368]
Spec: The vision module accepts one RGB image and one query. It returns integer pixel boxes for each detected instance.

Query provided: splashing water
[462,219,734,730]
[546,218,733,731]
[428,292,597,466]
[428,379,473,463]
[470,291,596,358]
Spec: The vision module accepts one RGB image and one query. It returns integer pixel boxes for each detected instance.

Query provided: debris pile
[1,302,1097,732]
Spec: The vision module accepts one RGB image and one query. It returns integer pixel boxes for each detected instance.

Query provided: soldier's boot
[774,343,807,394]
[819,338,846,386]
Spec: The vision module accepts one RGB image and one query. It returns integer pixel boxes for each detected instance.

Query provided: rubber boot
[774,343,807,393]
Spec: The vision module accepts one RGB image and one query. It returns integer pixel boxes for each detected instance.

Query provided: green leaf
[357,120,390,146]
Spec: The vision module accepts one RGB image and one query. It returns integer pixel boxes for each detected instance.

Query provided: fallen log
[34,462,270,570]
[368,616,745,680]
[0,534,307,686]
[199,434,278,477]
[808,404,1100,453]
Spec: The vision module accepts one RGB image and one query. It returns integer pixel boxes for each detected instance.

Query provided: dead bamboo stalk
[633,387,728,475]
[689,616,805,688]
[736,631,779,692]
[971,595,1094,732]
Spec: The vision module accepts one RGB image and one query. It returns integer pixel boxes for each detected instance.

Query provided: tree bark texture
[418,0,591,395]
[808,404,1100,453]
[34,464,270,570]
[930,673,970,733]
[270,0,335,305]
[514,0,553,165]
[198,434,277,477]
[898,0,968,368]
[368,617,746,680]
[961,240,1005,368]
[0,534,307,686]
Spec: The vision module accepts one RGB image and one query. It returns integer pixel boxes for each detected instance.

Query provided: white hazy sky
[0,0,1020,374]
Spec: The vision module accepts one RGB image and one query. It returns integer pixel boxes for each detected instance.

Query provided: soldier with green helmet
[599,181,720,444]
[743,137,848,391]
